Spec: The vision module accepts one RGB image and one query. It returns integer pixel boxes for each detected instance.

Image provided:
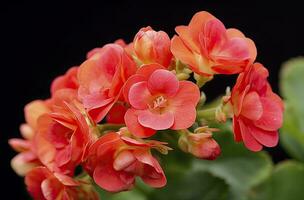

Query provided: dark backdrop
[1,1,303,199]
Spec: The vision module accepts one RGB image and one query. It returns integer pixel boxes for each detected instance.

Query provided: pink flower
[25,166,98,200]
[171,11,257,76]
[230,63,284,151]
[85,131,167,192]
[133,26,172,67]
[9,100,50,176]
[78,44,137,123]
[50,66,79,95]
[123,64,200,137]
[34,89,94,175]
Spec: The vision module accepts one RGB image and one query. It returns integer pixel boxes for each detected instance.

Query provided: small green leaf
[279,57,304,161]
[249,161,304,200]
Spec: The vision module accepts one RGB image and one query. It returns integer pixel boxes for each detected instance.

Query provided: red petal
[241,91,263,120]
[238,119,263,152]
[93,164,135,192]
[134,150,166,188]
[232,117,242,142]
[247,125,279,147]
[25,167,49,200]
[254,97,283,131]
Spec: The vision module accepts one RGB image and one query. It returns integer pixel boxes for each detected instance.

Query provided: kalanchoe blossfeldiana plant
[9,11,283,200]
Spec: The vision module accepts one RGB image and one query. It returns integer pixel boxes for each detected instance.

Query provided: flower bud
[133,26,172,67]
[178,127,221,160]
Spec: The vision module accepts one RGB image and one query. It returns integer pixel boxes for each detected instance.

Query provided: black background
[1,1,303,199]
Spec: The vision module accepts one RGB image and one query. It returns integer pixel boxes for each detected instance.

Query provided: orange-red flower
[230,63,283,151]
[9,100,50,176]
[123,64,200,137]
[50,67,79,95]
[25,166,98,200]
[78,44,137,123]
[171,11,257,76]
[34,89,95,175]
[133,26,172,67]
[85,131,167,192]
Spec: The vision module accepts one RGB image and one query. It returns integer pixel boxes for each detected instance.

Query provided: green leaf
[249,161,304,200]
[192,127,273,200]
[148,169,228,200]
[279,57,304,161]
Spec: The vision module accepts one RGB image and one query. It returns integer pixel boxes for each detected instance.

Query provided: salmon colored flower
[133,26,172,67]
[35,89,95,175]
[25,166,98,200]
[171,11,257,76]
[178,127,221,160]
[9,100,50,176]
[85,131,167,192]
[230,63,283,151]
[123,64,200,137]
[106,103,127,124]
[50,66,79,95]
[78,44,137,123]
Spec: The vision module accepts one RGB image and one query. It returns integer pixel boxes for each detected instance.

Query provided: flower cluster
[10,11,283,199]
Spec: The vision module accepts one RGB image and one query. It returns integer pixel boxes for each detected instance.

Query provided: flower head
[34,89,95,175]
[78,44,137,123]
[230,63,283,151]
[85,131,167,192]
[171,11,257,76]
[123,64,200,137]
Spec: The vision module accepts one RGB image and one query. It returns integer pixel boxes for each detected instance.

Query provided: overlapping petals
[35,89,95,175]
[123,64,200,137]
[85,131,167,192]
[78,44,137,123]
[171,11,256,76]
[230,63,283,151]
[133,26,173,67]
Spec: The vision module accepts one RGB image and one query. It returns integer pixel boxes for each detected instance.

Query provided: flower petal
[124,109,156,138]
[171,81,200,105]
[238,119,263,152]
[129,81,151,109]
[240,91,263,120]
[147,69,179,97]
[254,96,283,131]
[138,110,174,130]
[93,164,135,192]
[171,105,196,130]
[248,126,279,147]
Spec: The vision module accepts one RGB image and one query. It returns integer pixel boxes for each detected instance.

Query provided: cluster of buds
[10,11,283,199]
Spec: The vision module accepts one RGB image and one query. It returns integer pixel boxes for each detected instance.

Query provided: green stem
[97,123,125,133]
